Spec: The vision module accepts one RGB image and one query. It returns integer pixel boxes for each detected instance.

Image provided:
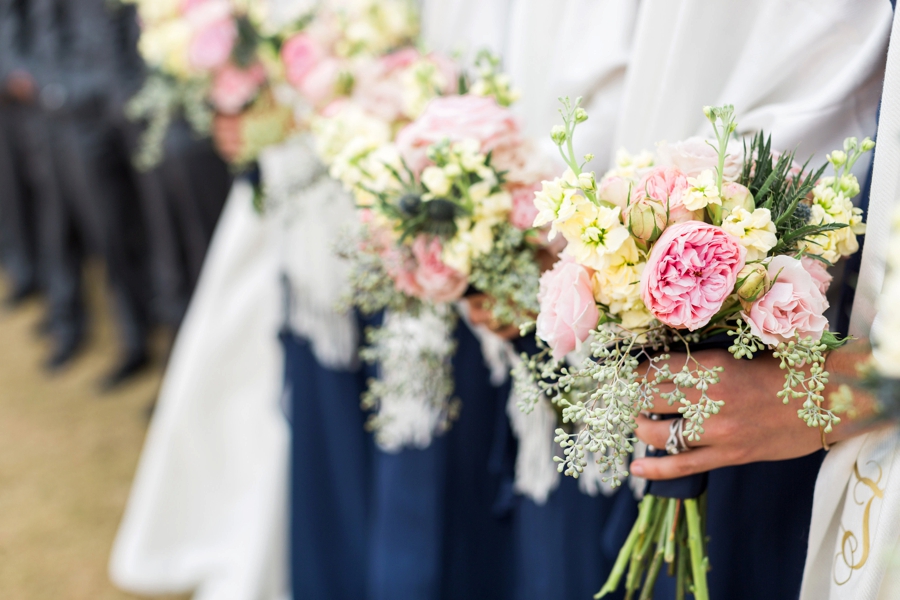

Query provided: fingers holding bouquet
[631,350,825,479]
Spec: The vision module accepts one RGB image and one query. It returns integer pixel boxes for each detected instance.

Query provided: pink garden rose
[641,221,746,330]
[188,17,236,71]
[388,236,468,303]
[801,257,833,295]
[282,33,324,89]
[743,255,829,345]
[296,57,343,108]
[633,166,700,225]
[351,49,422,123]
[656,137,742,180]
[536,257,600,360]
[509,184,541,230]
[210,63,265,114]
[395,95,521,173]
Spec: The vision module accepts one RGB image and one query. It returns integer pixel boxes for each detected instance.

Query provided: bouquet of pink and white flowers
[513,100,872,599]
[320,55,552,450]
[125,0,308,169]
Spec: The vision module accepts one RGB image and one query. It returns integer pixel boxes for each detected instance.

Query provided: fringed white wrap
[369,305,457,452]
[260,135,359,369]
[506,379,561,504]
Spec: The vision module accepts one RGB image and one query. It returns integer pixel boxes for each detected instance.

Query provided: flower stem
[664,498,679,564]
[685,498,709,600]
[639,507,670,600]
[596,495,654,598]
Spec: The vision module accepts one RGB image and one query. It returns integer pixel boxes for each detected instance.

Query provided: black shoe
[33,315,52,337]
[99,351,150,392]
[4,282,37,308]
[45,334,84,372]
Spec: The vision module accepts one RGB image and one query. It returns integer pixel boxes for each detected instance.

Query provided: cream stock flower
[682,169,722,211]
[800,183,866,263]
[562,168,597,194]
[421,166,451,196]
[591,238,647,318]
[559,197,630,270]
[139,21,192,76]
[721,207,777,262]
[606,148,654,179]
[532,178,578,237]
[474,191,512,221]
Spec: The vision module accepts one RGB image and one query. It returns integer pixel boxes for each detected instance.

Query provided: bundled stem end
[597,493,710,600]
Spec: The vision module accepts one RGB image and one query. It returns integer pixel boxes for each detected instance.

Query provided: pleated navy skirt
[366,319,515,600]
[282,326,373,600]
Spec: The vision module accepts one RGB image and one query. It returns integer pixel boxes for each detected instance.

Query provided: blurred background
[0,0,231,597]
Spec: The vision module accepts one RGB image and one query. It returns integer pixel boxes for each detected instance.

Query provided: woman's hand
[630,341,880,480]
[212,113,244,163]
[5,70,36,104]
[465,294,521,340]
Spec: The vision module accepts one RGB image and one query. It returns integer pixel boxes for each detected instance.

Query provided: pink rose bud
[597,176,632,208]
[721,182,755,214]
[736,263,769,309]
[626,197,667,243]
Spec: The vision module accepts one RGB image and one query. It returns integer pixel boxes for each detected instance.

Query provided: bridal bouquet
[323,57,551,450]
[280,0,420,115]
[514,100,872,599]
[125,0,304,169]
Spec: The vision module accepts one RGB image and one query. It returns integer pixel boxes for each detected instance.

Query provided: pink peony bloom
[641,221,746,330]
[744,255,829,345]
[296,57,343,108]
[188,17,236,71]
[801,256,833,295]
[395,95,521,174]
[656,137,742,180]
[389,236,468,303]
[210,63,265,115]
[633,166,700,225]
[351,49,422,123]
[509,184,541,230]
[281,33,324,89]
[536,257,600,360]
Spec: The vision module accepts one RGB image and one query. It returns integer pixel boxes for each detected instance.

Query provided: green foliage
[773,336,841,433]
[739,132,833,253]
[468,223,541,327]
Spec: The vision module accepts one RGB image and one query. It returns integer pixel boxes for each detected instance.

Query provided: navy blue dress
[282,320,373,600]
[366,319,515,600]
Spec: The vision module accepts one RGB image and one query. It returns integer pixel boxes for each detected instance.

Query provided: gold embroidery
[834,461,885,586]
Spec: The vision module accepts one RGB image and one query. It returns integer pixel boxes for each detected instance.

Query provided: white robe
[108,0,367,594]
[801,7,900,599]
[613,0,889,168]
[109,180,290,600]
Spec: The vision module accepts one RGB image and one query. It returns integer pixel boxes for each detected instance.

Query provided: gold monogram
[833,461,885,585]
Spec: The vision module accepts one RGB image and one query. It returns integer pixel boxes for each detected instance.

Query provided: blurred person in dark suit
[29,0,154,383]
[107,4,231,329]
[0,0,46,306]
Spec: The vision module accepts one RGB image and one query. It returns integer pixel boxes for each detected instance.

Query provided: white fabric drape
[801,7,900,599]
[109,181,290,600]
[614,0,889,170]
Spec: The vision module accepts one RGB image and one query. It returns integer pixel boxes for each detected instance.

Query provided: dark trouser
[117,115,230,326]
[0,104,39,294]
[41,106,151,356]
